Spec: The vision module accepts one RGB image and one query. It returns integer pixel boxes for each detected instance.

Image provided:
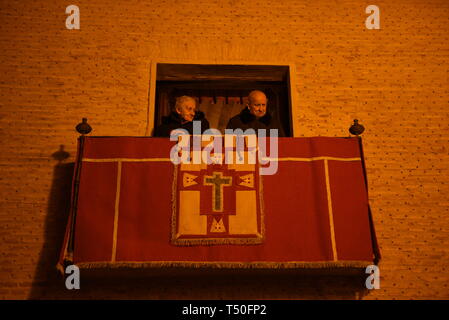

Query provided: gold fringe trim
[260,157,362,162]
[74,260,374,270]
[324,159,338,261]
[171,164,179,243]
[258,166,266,242]
[172,237,264,246]
[82,158,172,162]
[111,161,122,262]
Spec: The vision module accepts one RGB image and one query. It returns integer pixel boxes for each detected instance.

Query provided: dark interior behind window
[154,64,292,136]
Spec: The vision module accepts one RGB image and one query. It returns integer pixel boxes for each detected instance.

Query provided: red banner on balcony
[58,136,379,271]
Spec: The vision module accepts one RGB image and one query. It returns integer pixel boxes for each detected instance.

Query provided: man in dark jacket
[226,90,285,137]
[153,95,210,137]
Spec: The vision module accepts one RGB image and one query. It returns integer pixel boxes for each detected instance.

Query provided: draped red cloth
[58,137,379,270]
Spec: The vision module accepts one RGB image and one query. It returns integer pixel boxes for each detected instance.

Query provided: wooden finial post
[75,118,92,135]
[349,119,365,136]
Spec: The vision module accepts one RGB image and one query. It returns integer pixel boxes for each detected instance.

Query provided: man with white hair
[153,95,210,137]
[226,90,285,136]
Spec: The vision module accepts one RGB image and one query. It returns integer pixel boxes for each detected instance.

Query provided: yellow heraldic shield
[172,151,265,245]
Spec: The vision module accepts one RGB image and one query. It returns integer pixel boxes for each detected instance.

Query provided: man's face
[176,99,196,122]
[248,93,267,118]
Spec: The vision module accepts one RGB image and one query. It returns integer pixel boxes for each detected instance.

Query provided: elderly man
[153,95,210,137]
[226,90,285,136]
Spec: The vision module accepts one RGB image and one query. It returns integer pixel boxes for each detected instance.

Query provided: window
[146,62,298,137]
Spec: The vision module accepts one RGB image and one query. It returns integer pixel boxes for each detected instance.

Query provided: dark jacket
[226,108,285,137]
[153,111,210,137]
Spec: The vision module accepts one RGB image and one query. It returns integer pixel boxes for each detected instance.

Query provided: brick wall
[0,0,448,299]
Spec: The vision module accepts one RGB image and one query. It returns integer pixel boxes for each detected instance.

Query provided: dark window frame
[145,62,299,137]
